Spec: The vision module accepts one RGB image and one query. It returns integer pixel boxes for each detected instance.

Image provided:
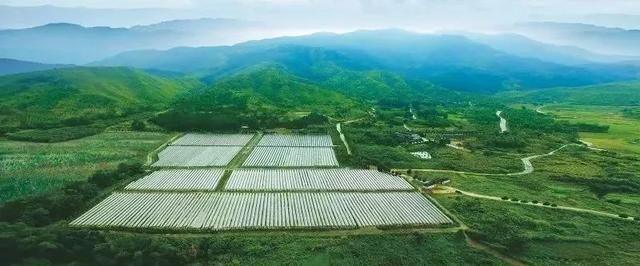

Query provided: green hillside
[155,65,367,130]
[500,80,640,106]
[0,67,200,132]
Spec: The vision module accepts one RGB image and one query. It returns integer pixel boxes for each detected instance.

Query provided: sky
[1,0,640,30]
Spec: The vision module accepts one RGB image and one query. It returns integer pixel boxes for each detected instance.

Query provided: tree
[131,120,146,131]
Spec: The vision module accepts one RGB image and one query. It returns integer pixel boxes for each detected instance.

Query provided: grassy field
[0,131,173,203]
[437,195,640,265]
[537,105,640,155]
[416,145,640,217]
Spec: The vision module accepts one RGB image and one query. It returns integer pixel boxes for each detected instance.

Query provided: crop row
[125,169,225,191]
[243,147,339,167]
[70,192,452,229]
[257,134,333,147]
[170,133,254,146]
[152,146,241,167]
[226,168,414,191]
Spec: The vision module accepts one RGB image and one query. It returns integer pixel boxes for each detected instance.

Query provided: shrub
[131,120,146,131]
[520,200,528,203]
[619,214,629,218]
[532,200,539,204]
[543,202,551,206]
[501,196,509,200]
[510,198,519,202]
[551,204,558,207]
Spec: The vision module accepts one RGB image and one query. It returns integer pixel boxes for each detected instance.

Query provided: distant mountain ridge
[94,29,640,93]
[511,22,640,57]
[0,18,266,64]
[0,58,72,76]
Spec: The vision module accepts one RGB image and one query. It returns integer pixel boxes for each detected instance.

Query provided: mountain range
[93,29,640,93]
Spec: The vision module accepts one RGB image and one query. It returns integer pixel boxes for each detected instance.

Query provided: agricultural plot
[152,146,241,167]
[170,134,254,146]
[243,147,339,167]
[258,134,333,147]
[226,168,414,191]
[125,169,224,191]
[71,192,452,230]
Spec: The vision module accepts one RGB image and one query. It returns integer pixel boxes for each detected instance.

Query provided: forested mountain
[0,67,200,130]
[94,30,640,93]
[0,58,71,76]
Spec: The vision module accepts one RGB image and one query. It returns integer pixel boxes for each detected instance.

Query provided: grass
[416,145,640,217]
[535,105,640,155]
[437,195,640,265]
[0,131,172,203]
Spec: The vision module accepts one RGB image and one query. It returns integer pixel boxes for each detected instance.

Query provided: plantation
[243,147,339,167]
[71,192,452,230]
[152,146,243,167]
[125,169,225,191]
[170,133,254,146]
[257,134,334,147]
[227,168,414,191]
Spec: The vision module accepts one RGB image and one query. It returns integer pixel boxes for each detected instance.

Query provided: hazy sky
[2,0,640,30]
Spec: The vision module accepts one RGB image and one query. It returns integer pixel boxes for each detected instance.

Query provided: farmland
[71,192,452,230]
[125,169,224,191]
[152,146,243,167]
[243,147,339,167]
[170,133,254,146]
[0,131,173,203]
[226,168,414,191]
[258,134,334,146]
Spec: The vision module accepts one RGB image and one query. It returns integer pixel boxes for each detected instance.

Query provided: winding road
[394,143,582,176]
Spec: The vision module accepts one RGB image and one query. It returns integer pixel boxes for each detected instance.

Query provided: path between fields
[394,143,583,176]
[336,123,352,155]
[496,111,508,133]
[444,186,634,221]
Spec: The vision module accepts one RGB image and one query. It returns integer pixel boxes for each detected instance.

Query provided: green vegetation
[541,105,640,155]
[0,67,200,140]
[439,195,640,265]
[499,80,640,106]
[0,132,172,203]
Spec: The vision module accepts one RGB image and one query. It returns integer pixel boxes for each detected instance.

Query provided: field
[170,133,254,146]
[71,191,452,230]
[541,105,640,155]
[0,131,173,203]
[152,146,243,167]
[257,134,334,146]
[438,195,640,265]
[227,168,414,191]
[242,147,339,167]
[125,169,224,191]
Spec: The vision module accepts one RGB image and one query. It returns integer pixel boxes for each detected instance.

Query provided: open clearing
[70,191,452,230]
[125,169,224,191]
[226,168,413,191]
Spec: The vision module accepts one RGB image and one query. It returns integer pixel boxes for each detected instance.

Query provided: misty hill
[0,58,72,76]
[512,22,640,57]
[95,29,640,93]
[0,67,199,130]
[0,19,264,64]
[456,32,639,65]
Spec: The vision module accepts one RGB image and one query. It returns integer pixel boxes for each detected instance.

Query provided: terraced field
[125,169,224,191]
[70,192,452,229]
[226,168,413,191]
